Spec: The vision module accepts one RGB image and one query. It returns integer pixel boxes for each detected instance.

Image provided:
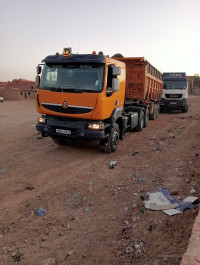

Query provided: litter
[147,225,153,232]
[132,204,137,209]
[139,178,146,182]
[190,188,196,194]
[37,207,46,216]
[89,180,95,192]
[0,168,9,173]
[143,188,197,215]
[109,161,117,169]
[29,211,35,217]
[163,209,181,216]
[183,196,198,203]
[125,246,133,254]
[11,253,23,262]
[125,240,146,255]
[143,189,179,210]
[122,226,132,235]
[156,146,162,151]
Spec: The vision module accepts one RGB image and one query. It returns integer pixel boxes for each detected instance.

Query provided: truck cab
[35,48,162,152]
[160,72,188,112]
[36,48,126,152]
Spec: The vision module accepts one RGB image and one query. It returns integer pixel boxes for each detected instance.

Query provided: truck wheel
[156,105,160,118]
[135,111,144,132]
[103,123,120,153]
[149,105,157,120]
[143,109,149,128]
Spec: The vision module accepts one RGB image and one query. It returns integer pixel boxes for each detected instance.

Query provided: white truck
[160,72,188,112]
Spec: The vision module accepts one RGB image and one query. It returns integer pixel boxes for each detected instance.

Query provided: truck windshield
[40,63,104,93]
[163,80,187,90]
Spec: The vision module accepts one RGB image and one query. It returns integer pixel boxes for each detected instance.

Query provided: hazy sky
[0,0,199,81]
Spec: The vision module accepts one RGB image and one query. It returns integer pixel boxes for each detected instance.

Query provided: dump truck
[35,48,163,152]
[160,72,188,112]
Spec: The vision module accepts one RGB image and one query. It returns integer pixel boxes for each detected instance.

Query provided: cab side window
[107,66,113,89]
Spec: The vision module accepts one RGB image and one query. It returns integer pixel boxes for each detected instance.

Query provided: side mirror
[36,65,42,75]
[35,75,40,88]
[112,78,119,91]
[112,66,121,76]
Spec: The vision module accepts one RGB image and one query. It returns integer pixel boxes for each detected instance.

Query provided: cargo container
[115,56,163,119]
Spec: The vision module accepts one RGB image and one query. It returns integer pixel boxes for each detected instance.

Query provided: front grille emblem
[63,101,68,108]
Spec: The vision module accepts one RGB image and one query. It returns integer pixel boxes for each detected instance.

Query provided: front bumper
[36,115,106,139]
[160,98,188,110]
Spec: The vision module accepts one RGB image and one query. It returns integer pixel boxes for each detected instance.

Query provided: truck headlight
[38,115,46,124]
[88,122,105,130]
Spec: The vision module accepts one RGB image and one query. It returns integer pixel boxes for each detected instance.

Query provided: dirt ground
[0,95,200,265]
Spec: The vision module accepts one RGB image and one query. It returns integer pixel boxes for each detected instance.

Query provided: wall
[0,79,37,100]
[192,87,200,96]
[0,88,36,100]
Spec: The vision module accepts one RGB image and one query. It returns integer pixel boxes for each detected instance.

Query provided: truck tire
[149,105,158,120]
[103,123,120,153]
[143,109,149,128]
[135,111,144,132]
[156,105,160,118]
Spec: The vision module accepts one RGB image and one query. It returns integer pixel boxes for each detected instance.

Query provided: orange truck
[35,48,163,152]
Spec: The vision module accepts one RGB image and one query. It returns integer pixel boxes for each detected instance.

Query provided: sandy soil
[0,96,200,265]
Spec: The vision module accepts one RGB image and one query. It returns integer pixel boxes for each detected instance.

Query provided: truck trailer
[160,72,188,112]
[35,48,163,152]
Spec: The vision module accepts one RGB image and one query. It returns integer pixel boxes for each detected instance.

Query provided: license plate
[170,102,177,104]
[56,129,71,135]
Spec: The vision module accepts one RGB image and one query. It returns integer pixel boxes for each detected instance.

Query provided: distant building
[187,76,194,93]
[187,75,200,95]
[0,79,37,100]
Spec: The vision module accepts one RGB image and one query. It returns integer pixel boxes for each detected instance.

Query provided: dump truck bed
[117,57,163,102]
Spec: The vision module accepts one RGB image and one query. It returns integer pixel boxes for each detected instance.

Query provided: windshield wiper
[40,86,78,92]
[58,87,98,93]
[40,86,58,91]
[65,89,97,93]
[40,86,98,93]
[78,89,97,93]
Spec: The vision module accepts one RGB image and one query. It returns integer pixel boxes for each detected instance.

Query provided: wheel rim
[112,131,119,147]
[140,113,144,129]
[146,113,149,124]
[141,119,144,128]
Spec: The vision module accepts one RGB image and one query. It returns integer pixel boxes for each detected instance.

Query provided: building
[187,75,200,96]
[0,79,37,100]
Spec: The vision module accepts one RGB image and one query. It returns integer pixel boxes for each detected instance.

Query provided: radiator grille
[42,103,93,114]
[165,94,183,99]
